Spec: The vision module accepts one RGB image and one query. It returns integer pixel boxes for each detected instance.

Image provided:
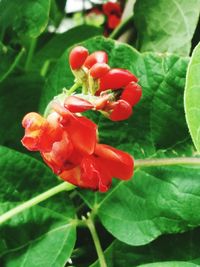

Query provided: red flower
[21,112,63,152]
[60,144,134,192]
[22,102,97,174]
[21,100,134,192]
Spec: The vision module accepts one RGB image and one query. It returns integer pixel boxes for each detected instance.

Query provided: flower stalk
[85,214,108,267]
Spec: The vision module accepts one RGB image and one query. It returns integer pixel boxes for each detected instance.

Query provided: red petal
[63,114,97,155]
[121,82,142,106]
[109,100,132,121]
[69,46,89,70]
[84,51,108,69]
[64,96,94,113]
[52,101,97,155]
[41,132,73,174]
[95,144,134,180]
[21,112,62,152]
[98,68,138,92]
[81,156,111,192]
[60,166,81,187]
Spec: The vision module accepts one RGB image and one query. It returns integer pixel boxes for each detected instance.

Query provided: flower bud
[69,46,89,70]
[121,82,142,106]
[84,51,108,69]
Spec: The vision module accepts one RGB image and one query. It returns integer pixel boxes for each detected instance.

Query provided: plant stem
[0,47,25,82]
[86,215,107,267]
[134,157,200,168]
[0,182,75,225]
[109,15,133,40]
[67,82,81,95]
[25,38,37,71]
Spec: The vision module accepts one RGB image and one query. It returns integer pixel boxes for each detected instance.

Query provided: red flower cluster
[21,100,134,192]
[103,2,122,30]
[21,45,141,192]
[69,46,142,121]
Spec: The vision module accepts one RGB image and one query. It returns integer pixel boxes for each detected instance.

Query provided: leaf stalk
[0,182,75,225]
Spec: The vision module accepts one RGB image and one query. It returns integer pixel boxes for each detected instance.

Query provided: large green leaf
[0,73,44,152]
[0,146,76,266]
[0,0,50,38]
[184,42,200,152]
[91,228,200,267]
[134,0,200,55]
[96,165,200,245]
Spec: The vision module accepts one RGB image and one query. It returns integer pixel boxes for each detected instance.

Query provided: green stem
[67,82,81,95]
[86,215,107,267]
[0,47,25,82]
[134,157,200,168]
[25,38,37,71]
[109,15,133,40]
[0,182,75,225]
[40,59,51,77]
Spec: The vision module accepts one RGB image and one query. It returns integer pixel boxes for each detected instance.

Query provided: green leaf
[96,165,200,245]
[0,146,76,266]
[150,54,189,148]
[0,73,44,152]
[0,43,25,82]
[0,0,50,38]
[91,227,200,267]
[184,42,200,152]
[134,0,200,55]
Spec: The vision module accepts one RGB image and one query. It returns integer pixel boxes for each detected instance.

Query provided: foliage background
[0,0,200,266]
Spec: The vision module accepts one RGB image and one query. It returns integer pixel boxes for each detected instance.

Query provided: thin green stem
[109,15,133,40]
[0,47,25,82]
[40,59,51,77]
[67,82,81,95]
[0,182,75,225]
[134,157,200,168]
[86,215,107,267]
[40,59,57,77]
[25,38,37,71]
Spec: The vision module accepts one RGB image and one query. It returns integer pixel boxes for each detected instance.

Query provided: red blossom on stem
[21,101,134,192]
[21,45,142,192]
